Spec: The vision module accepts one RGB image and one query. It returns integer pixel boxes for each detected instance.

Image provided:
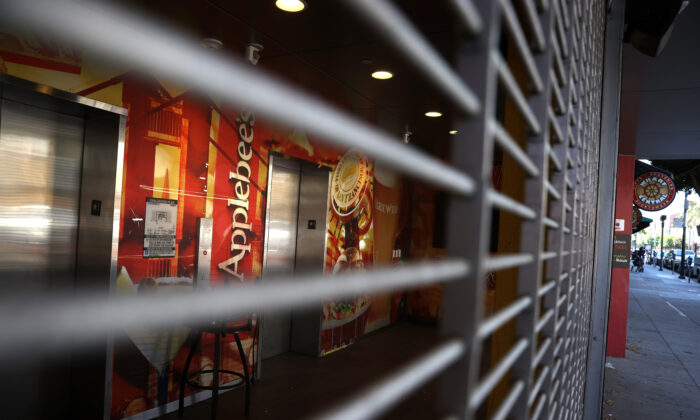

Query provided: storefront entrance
[260,153,330,361]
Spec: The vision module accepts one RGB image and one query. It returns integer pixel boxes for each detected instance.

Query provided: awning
[633,217,653,233]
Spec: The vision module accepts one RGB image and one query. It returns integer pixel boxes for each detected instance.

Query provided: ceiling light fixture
[425,111,442,118]
[449,130,458,134]
[200,38,223,50]
[276,0,306,12]
[371,70,393,80]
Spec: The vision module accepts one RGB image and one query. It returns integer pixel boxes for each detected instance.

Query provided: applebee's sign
[218,111,255,281]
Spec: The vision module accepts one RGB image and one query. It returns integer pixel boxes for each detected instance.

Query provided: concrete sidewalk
[603,265,700,419]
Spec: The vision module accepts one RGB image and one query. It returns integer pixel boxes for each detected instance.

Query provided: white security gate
[0,0,614,419]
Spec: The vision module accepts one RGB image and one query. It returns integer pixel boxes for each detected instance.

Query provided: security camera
[246,43,264,65]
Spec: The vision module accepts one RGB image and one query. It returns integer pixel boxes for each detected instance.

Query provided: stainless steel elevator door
[0,96,85,419]
[262,155,330,360]
[261,155,301,358]
[0,99,84,291]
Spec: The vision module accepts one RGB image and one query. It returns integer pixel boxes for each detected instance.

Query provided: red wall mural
[109,76,390,417]
[1,38,409,419]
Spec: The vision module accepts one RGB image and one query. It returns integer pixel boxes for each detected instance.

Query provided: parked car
[664,250,695,273]
[663,250,681,268]
[690,257,700,278]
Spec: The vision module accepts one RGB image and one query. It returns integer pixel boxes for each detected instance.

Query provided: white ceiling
[622,1,700,160]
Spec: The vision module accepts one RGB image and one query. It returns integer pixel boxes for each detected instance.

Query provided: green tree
[664,236,682,249]
[687,197,700,232]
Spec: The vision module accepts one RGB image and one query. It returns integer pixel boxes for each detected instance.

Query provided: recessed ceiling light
[200,38,223,50]
[425,111,442,118]
[371,70,393,80]
[449,130,458,134]
[276,0,306,12]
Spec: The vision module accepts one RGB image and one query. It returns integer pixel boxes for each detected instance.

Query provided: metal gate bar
[0,0,612,419]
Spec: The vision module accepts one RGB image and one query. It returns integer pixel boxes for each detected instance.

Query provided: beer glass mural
[322,150,375,354]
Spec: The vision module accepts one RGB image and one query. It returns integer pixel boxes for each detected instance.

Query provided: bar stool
[178,316,253,419]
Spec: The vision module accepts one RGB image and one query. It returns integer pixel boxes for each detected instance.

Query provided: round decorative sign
[633,171,675,211]
[331,150,370,218]
[632,206,642,228]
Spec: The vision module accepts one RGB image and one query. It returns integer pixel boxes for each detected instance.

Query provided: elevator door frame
[0,73,127,420]
[260,152,330,372]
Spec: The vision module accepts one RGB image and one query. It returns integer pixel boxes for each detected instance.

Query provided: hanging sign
[633,171,675,211]
[143,197,178,258]
[632,206,642,228]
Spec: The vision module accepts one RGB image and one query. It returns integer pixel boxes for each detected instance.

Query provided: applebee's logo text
[218,111,254,281]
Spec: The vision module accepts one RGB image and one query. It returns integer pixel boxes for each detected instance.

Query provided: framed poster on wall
[143,197,178,258]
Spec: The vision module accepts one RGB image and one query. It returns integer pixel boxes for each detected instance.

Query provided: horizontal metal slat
[0,0,476,196]
[551,32,566,85]
[468,338,529,410]
[536,308,555,333]
[552,356,563,379]
[553,0,569,58]
[0,260,468,358]
[554,335,564,356]
[539,280,556,297]
[565,176,573,191]
[545,181,561,200]
[572,35,581,66]
[450,0,483,34]
[549,401,559,420]
[492,381,525,420]
[517,0,546,51]
[528,365,550,406]
[488,189,537,220]
[550,71,565,114]
[550,379,561,406]
[549,107,565,143]
[318,340,464,420]
[558,0,570,29]
[572,0,581,39]
[532,337,552,368]
[532,392,547,420]
[547,144,562,171]
[478,295,533,339]
[500,0,544,92]
[571,82,580,105]
[490,120,540,177]
[347,0,481,115]
[484,254,536,272]
[541,251,558,261]
[493,52,541,134]
[566,151,575,168]
[543,218,559,229]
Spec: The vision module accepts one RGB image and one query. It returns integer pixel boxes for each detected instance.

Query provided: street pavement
[603,264,700,419]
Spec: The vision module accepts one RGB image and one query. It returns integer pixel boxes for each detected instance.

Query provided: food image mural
[321,150,375,354]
